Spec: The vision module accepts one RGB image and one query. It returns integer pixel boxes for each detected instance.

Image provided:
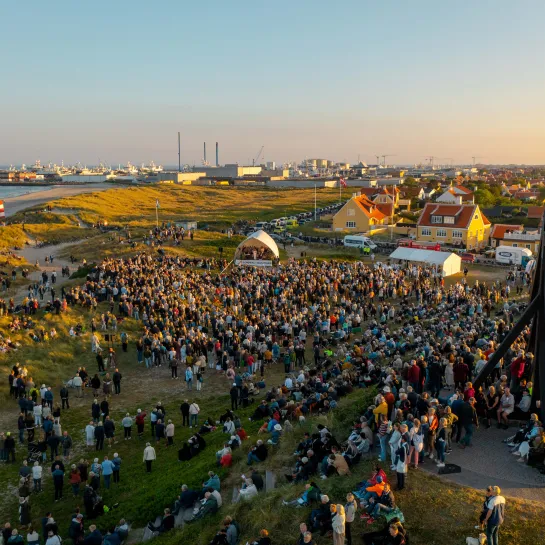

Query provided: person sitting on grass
[247,440,268,465]
[194,491,218,520]
[360,483,396,525]
[282,482,322,507]
[147,508,175,534]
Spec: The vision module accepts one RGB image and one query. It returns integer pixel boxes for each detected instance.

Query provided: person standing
[189,402,200,428]
[135,409,146,439]
[112,453,122,484]
[101,456,114,489]
[331,504,345,545]
[459,397,479,449]
[180,400,190,427]
[32,461,42,492]
[94,421,105,451]
[344,493,357,545]
[60,386,69,410]
[185,366,193,390]
[230,383,239,410]
[165,420,175,446]
[52,464,64,501]
[143,442,156,473]
[122,413,133,440]
[394,436,409,491]
[484,486,505,545]
[113,369,122,395]
[69,465,81,497]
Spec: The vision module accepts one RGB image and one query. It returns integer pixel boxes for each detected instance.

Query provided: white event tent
[388,247,462,277]
[235,230,279,266]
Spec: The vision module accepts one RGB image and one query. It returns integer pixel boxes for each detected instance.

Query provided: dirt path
[11,241,79,303]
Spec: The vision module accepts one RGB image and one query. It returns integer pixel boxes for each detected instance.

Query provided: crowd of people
[1,251,537,545]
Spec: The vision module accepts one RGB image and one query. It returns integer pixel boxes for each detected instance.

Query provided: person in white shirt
[32,461,43,492]
[237,478,258,502]
[143,443,157,473]
[189,403,200,428]
[33,404,43,427]
[285,376,293,390]
[72,374,83,398]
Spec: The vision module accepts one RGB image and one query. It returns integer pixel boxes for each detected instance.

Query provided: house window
[436,229,447,237]
[526,244,531,249]
[347,208,355,217]
[452,230,463,238]
[444,216,455,224]
[346,221,356,228]
[421,228,432,236]
[512,243,518,247]
[474,214,478,219]
[431,215,442,223]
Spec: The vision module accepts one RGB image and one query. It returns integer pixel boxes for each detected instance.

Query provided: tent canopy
[388,247,461,276]
[235,230,279,259]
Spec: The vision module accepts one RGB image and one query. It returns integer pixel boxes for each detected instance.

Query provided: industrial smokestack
[216,142,219,167]
[204,142,207,164]
[178,132,181,172]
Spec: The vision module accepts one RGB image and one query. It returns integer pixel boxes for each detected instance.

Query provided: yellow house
[416,203,491,250]
[332,195,388,232]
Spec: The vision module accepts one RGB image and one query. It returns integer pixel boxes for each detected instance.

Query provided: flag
[0,200,5,219]
[339,178,347,188]
[156,199,160,209]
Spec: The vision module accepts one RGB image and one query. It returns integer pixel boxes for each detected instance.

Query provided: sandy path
[11,241,79,303]
[3,183,117,217]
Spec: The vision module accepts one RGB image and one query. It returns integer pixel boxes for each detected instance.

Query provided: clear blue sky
[2,0,544,166]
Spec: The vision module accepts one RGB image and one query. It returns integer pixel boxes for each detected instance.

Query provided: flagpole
[156,200,159,227]
[314,185,317,222]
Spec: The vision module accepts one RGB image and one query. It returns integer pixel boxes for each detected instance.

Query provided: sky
[1,0,544,167]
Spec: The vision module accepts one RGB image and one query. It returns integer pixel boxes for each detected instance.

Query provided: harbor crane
[472,156,484,166]
[381,154,396,166]
[253,146,264,167]
[425,156,438,168]
[374,155,380,165]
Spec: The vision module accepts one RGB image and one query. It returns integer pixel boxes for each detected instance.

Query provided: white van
[343,235,377,250]
[495,246,533,266]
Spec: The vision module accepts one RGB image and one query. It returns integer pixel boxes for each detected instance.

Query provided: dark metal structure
[474,218,544,421]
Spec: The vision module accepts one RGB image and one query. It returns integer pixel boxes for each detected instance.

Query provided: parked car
[461,253,476,263]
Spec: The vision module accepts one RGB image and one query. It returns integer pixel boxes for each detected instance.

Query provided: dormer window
[431,215,442,223]
[444,216,455,224]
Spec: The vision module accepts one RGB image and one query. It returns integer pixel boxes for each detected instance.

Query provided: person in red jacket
[509,352,525,391]
[407,361,420,392]
[135,409,147,439]
[453,359,469,391]
[383,387,395,418]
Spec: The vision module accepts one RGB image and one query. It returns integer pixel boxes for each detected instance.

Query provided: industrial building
[193,164,263,178]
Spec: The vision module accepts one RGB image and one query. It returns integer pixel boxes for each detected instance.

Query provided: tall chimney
[203,142,207,164]
[216,142,219,167]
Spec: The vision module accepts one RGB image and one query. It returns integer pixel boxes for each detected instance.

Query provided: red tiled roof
[376,203,394,217]
[352,195,386,220]
[454,185,473,194]
[417,203,487,229]
[527,206,545,219]
[491,224,523,239]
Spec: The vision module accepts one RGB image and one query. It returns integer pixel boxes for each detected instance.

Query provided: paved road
[421,424,545,502]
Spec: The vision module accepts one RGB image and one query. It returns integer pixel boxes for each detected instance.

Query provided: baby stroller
[27,441,42,464]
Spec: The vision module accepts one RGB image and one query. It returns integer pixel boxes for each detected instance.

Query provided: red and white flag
[339,177,347,188]
[0,200,5,219]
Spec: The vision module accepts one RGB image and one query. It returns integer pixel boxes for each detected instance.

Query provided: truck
[343,235,377,250]
[397,238,441,251]
[495,246,533,266]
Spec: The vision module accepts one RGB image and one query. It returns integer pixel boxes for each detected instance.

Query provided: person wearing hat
[268,424,282,445]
